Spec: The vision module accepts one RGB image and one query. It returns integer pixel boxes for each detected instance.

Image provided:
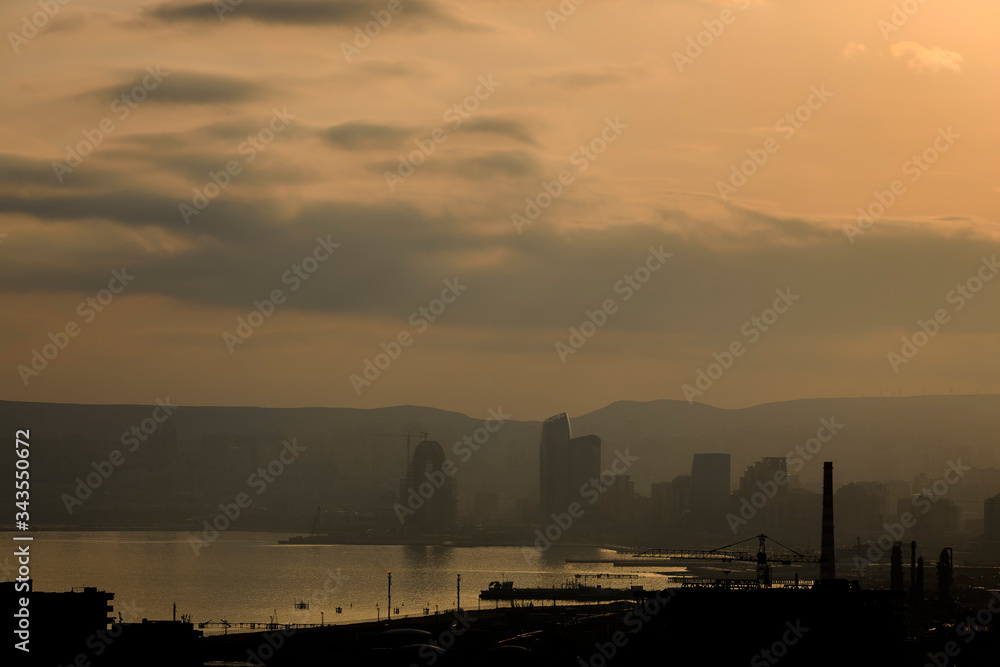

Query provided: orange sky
[1,0,999,420]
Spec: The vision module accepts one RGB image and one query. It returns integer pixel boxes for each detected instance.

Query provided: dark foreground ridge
[6,578,1000,666]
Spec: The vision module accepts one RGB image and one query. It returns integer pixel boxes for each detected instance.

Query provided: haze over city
[2,0,999,420]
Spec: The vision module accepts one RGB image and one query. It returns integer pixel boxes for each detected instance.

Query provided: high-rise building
[691,454,730,510]
[540,413,571,519]
[669,474,692,526]
[736,457,788,532]
[568,434,601,504]
[399,439,457,532]
[835,482,883,535]
[895,494,961,540]
[737,457,787,495]
[602,474,635,525]
[690,453,730,534]
[985,493,1000,543]
[651,481,671,526]
[539,413,601,519]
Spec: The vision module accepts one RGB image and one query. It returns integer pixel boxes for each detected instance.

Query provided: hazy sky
[1,0,998,420]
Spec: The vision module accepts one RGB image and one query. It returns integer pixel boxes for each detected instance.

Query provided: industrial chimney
[820,461,836,580]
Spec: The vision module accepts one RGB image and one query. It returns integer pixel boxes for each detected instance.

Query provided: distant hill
[2,395,998,507]
[573,395,1000,488]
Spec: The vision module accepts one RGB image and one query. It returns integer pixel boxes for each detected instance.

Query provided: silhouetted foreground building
[3,581,200,666]
[614,581,904,665]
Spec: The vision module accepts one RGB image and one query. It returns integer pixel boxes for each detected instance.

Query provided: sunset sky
[1,0,998,421]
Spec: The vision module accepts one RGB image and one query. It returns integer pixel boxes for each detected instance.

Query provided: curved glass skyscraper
[539,413,602,520]
[539,413,571,519]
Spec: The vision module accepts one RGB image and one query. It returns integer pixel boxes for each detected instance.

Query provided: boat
[479,577,644,602]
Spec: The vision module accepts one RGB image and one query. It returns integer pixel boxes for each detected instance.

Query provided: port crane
[631,533,820,587]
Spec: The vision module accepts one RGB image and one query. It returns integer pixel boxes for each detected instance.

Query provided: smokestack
[820,461,836,580]
[890,544,903,592]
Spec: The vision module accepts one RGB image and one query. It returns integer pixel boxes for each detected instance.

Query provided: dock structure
[480,579,645,603]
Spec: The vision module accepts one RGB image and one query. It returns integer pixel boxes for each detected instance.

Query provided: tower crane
[631,533,820,587]
[370,430,429,474]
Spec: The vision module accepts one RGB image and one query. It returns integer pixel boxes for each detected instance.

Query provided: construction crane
[631,533,820,587]
[370,431,428,474]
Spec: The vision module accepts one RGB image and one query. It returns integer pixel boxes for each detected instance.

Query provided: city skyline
[2,1,1000,420]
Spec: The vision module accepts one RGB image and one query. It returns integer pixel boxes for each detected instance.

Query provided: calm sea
[3,531,682,632]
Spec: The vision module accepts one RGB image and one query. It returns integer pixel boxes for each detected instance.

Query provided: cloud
[891,42,963,74]
[149,0,395,24]
[354,60,426,78]
[0,153,107,188]
[445,150,540,179]
[0,190,277,239]
[146,0,483,30]
[461,117,535,144]
[534,65,638,89]
[84,70,262,105]
[323,121,414,150]
[3,185,999,344]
